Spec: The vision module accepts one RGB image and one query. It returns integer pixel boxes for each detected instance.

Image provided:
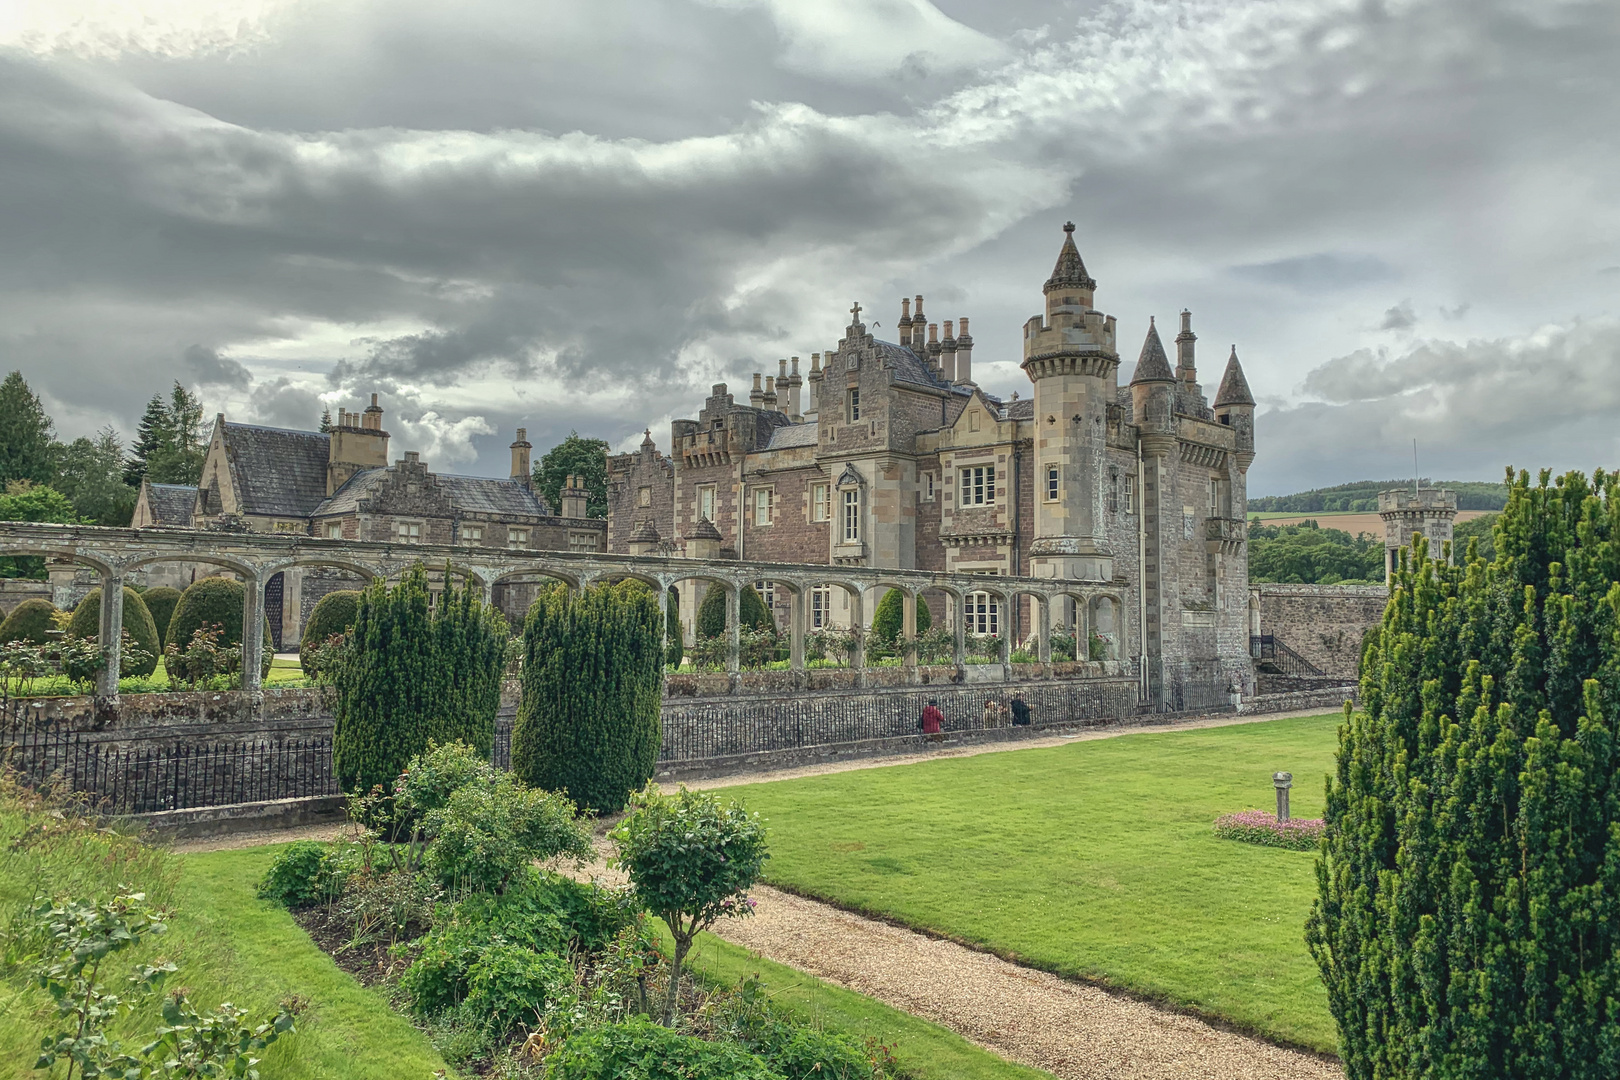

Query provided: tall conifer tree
[0,371,57,487]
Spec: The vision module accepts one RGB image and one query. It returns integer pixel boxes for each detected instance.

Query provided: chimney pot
[928,323,939,343]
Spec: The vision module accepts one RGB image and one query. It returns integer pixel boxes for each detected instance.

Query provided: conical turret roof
[1129,318,1175,384]
[1043,222,1096,293]
[1214,346,1255,407]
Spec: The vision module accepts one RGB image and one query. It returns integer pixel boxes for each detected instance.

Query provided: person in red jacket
[920,699,945,742]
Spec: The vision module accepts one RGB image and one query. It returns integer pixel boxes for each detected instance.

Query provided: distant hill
[1248,479,1508,514]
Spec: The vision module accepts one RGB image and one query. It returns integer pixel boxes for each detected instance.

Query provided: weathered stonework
[1249,582,1387,680]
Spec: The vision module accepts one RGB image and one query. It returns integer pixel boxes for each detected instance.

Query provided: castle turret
[1379,486,1457,580]
[1021,221,1119,583]
[1212,345,1255,472]
[627,519,662,557]
[509,428,532,490]
[1129,318,1177,452]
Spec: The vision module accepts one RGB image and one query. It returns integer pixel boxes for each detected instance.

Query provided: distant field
[1249,509,1492,536]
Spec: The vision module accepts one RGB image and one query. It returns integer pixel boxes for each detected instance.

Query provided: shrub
[298,589,361,678]
[697,583,773,639]
[422,775,592,892]
[66,586,161,677]
[333,567,508,795]
[138,585,181,644]
[612,786,768,1024]
[544,1018,782,1080]
[869,589,931,645]
[257,840,350,907]
[1211,810,1324,851]
[0,597,57,646]
[666,588,684,669]
[165,576,272,680]
[394,740,499,833]
[463,942,573,1038]
[753,1024,882,1080]
[1307,468,1620,1079]
[512,579,662,813]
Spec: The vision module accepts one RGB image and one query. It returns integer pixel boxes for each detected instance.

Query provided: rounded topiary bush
[66,586,161,677]
[0,598,58,646]
[166,576,272,679]
[299,589,361,677]
[871,588,932,644]
[138,585,181,644]
[696,583,773,638]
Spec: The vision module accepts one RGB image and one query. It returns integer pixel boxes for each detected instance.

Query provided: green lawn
[720,712,1344,1052]
[3,655,308,698]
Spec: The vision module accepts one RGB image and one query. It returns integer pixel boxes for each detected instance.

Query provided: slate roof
[764,422,818,450]
[438,475,548,517]
[1003,398,1035,421]
[1044,222,1097,293]
[309,468,382,517]
[221,422,331,517]
[1213,347,1256,407]
[145,483,197,527]
[1129,319,1175,384]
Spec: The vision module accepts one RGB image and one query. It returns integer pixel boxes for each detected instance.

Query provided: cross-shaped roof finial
[850,301,861,323]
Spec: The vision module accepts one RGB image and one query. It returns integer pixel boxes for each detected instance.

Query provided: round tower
[1212,345,1256,473]
[1021,222,1120,583]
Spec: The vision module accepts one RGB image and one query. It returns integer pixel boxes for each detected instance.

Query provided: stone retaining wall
[1252,583,1387,679]
[1240,684,1358,716]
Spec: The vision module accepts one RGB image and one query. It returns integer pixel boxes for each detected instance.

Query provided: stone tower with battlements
[1379,486,1457,580]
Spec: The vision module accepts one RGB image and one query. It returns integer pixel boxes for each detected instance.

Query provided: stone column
[656,583,670,670]
[901,589,918,678]
[788,588,806,673]
[1274,771,1293,822]
[849,588,866,672]
[725,584,741,675]
[1036,594,1051,669]
[952,592,967,668]
[997,594,1012,665]
[95,569,125,701]
[241,571,266,692]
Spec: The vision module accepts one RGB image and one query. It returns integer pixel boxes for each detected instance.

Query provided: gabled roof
[1129,318,1175,384]
[221,422,330,517]
[310,468,383,517]
[1214,346,1256,407]
[1044,221,1096,293]
[1003,398,1035,421]
[871,340,954,391]
[144,483,197,527]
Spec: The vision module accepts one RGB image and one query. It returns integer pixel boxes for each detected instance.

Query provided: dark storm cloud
[182,344,253,389]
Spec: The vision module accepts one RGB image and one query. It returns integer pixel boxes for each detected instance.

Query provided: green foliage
[55,428,136,525]
[125,383,206,486]
[535,432,610,519]
[611,786,769,1024]
[332,567,508,795]
[697,584,774,639]
[1307,468,1620,1079]
[666,588,684,669]
[138,586,181,644]
[0,597,58,645]
[67,586,162,678]
[1451,510,1498,562]
[421,775,591,892]
[463,942,573,1038]
[1246,520,1384,584]
[544,1018,783,1080]
[257,840,351,908]
[1249,478,1507,513]
[870,589,931,645]
[164,576,272,682]
[298,589,361,678]
[513,579,662,813]
[0,370,57,488]
[394,740,499,830]
[707,979,888,1080]
[0,482,78,579]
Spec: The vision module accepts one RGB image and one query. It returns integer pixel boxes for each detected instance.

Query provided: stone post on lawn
[1273,771,1293,823]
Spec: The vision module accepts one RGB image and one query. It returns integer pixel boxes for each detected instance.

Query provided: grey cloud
[183,344,253,389]
[1379,301,1416,332]
[245,376,323,430]
[1231,254,1396,292]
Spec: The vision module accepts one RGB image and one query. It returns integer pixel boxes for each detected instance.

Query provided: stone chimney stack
[560,475,589,519]
[763,375,778,411]
[955,316,973,385]
[898,298,912,343]
[927,322,942,371]
[749,373,765,408]
[1175,309,1198,387]
[940,319,957,383]
[783,356,803,422]
[912,296,926,347]
[509,428,532,489]
[805,353,822,423]
[327,393,390,495]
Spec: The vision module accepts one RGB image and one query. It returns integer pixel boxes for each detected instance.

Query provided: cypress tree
[1307,468,1620,1079]
[332,566,506,794]
[871,588,932,643]
[512,578,661,813]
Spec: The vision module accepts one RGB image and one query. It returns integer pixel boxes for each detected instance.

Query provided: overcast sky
[2,0,1616,495]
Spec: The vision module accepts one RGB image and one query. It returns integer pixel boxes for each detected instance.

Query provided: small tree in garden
[298,589,361,678]
[65,585,162,677]
[333,566,507,794]
[164,576,272,681]
[512,579,662,813]
[1308,468,1620,1080]
[695,583,773,639]
[611,786,768,1026]
[665,588,684,669]
[138,585,181,643]
[0,597,58,645]
[870,588,931,645]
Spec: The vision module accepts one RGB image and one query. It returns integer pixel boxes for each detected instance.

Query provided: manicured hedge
[696,583,773,639]
[871,588,932,643]
[299,589,361,678]
[138,585,181,643]
[0,598,57,646]
[66,586,161,676]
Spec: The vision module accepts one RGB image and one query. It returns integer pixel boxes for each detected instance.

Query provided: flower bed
[1212,810,1325,851]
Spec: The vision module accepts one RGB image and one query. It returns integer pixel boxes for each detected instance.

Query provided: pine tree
[319,407,333,433]
[332,566,507,794]
[511,579,662,813]
[0,371,57,488]
[1307,468,1620,1080]
[124,394,168,486]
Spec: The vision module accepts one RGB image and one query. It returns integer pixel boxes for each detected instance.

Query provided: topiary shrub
[66,586,161,677]
[544,1019,781,1080]
[512,579,662,813]
[256,840,350,907]
[298,589,361,678]
[138,586,181,644]
[870,589,931,644]
[165,576,272,680]
[0,598,57,646]
[332,567,507,795]
[696,583,773,639]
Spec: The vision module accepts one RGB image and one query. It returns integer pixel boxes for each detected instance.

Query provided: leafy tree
[871,588,932,644]
[1246,520,1384,584]
[534,432,609,518]
[55,428,136,525]
[67,586,162,677]
[164,576,273,681]
[1307,468,1620,1079]
[0,482,78,579]
[333,566,508,795]
[422,774,592,892]
[125,383,207,486]
[1451,511,1498,563]
[512,579,662,813]
[696,583,773,638]
[611,787,768,1025]
[0,371,57,488]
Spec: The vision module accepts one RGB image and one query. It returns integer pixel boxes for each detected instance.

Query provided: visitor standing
[1010,693,1031,726]
[920,699,944,742]
[982,698,1003,728]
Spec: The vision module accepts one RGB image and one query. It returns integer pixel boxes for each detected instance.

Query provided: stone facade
[608,224,1258,709]
[1379,486,1457,580]
[1249,582,1387,680]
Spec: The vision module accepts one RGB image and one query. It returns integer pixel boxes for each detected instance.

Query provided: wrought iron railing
[1249,634,1326,678]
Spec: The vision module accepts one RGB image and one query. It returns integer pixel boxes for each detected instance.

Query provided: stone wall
[0,578,51,618]
[1252,582,1387,679]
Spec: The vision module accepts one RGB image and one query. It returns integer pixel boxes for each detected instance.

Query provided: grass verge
[719,712,1344,1052]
